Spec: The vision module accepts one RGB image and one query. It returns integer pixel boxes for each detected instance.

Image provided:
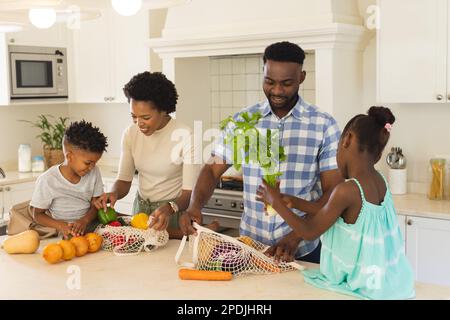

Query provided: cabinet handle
[0,187,3,192]
[5,186,10,191]
[448,94,450,101]
[436,94,443,101]
[407,219,413,226]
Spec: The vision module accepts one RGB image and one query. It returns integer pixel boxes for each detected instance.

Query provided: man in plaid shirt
[180,41,343,263]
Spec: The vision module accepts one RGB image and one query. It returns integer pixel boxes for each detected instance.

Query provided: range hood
[148,0,370,130]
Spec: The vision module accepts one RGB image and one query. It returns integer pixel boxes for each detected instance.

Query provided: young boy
[30,120,108,239]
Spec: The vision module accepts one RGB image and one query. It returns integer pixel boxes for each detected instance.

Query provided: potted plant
[20,115,69,169]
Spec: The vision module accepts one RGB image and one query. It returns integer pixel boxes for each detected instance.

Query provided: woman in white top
[94,71,209,238]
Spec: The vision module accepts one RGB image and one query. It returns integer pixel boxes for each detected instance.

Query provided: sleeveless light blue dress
[302,174,415,299]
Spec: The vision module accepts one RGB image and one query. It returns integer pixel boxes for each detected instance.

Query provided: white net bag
[175,223,304,277]
[94,216,169,256]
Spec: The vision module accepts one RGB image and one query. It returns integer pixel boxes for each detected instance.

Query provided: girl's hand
[148,204,171,231]
[92,192,117,211]
[255,180,282,207]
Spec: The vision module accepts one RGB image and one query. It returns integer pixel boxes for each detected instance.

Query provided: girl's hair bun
[367,106,395,127]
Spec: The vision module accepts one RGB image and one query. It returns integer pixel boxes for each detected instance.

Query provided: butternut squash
[2,230,40,254]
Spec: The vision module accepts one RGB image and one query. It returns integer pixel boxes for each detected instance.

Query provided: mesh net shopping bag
[95,216,169,256]
[175,223,304,277]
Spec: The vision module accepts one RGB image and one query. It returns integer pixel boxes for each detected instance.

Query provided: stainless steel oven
[202,189,244,229]
[9,45,68,100]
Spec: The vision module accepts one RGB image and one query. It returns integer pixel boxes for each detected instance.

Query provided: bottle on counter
[31,156,45,172]
[18,144,32,173]
[427,158,446,200]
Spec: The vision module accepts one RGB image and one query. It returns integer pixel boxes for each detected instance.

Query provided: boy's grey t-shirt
[30,165,104,222]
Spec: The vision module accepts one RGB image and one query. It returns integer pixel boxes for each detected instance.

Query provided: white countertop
[1,238,450,300]
[393,194,450,220]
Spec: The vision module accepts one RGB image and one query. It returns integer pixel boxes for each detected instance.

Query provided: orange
[84,233,103,253]
[42,243,63,264]
[58,240,76,260]
[69,236,89,257]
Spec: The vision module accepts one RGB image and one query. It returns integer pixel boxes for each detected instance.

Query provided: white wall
[0,104,69,170]
[363,37,450,191]
[67,102,132,163]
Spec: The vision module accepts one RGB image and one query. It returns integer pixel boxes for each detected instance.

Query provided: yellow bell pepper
[131,213,149,230]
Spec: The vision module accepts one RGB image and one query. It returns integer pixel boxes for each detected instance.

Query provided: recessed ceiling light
[111,0,142,16]
[28,7,56,29]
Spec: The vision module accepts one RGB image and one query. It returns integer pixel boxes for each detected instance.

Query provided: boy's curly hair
[123,71,178,113]
[64,120,108,153]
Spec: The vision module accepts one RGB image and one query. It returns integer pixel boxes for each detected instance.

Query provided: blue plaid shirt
[213,96,341,257]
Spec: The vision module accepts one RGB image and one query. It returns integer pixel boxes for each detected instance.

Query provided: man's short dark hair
[64,120,108,153]
[123,71,178,113]
[263,41,305,65]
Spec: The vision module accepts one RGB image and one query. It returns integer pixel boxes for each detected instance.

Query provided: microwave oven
[8,45,68,100]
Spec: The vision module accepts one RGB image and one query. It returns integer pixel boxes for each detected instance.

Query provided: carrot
[251,256,281,273]
[178,268,233,281]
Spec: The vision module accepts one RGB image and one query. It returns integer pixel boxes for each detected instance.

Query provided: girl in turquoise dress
[256,106,415,299]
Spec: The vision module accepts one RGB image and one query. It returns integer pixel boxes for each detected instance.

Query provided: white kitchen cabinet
[103,177,138,215]
[0,181,35,223]
[6,24,71,48]
[404,215,450,287]
[397,213,406,245]
[377,0,449,103]
[72,9,149,103]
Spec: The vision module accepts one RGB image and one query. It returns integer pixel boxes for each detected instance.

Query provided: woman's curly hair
[123,71,178,113]
[64,120,108,153]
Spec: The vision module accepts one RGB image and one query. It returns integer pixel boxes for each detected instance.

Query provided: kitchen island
[1,238,450,300]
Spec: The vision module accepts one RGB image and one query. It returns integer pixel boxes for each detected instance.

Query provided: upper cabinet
[377,0,449,103]
[72,9,149,103]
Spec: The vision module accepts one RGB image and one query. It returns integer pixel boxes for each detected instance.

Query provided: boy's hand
[57,222,73,239]
[93,192,117,211]
[69,217,89,237]
[255,180,282,207]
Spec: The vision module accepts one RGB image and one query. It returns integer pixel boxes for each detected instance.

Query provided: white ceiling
[0,0,190,28]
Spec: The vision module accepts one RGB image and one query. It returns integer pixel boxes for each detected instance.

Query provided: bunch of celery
[220,112,286,216]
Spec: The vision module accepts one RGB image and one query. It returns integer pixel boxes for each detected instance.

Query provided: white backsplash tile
[211,92,220,107]
[210,75,219,91]
[210,59,219,75]
[232,91,246,108]
[219,91,233,107]
[232,74,246,91]
[232,58,246,74]
[220,107,233,121]
[210,52,315,129]
[245,56,260,74]
[246,91,260,105]
[219,75,233,91]
[246,74,260,91]
[219,58,232,75]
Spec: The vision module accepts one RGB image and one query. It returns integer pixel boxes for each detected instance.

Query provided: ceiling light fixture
[111,0,142,16]
[28,7,56,29]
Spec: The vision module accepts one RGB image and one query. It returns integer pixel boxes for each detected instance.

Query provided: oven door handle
[201,212,242,220]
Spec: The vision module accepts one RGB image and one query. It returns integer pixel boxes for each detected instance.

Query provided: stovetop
[216,179,243,192]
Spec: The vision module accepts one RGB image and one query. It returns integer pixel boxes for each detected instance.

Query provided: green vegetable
[220,111,286,187]
[117,217,127,226]
[97,207,118,225]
